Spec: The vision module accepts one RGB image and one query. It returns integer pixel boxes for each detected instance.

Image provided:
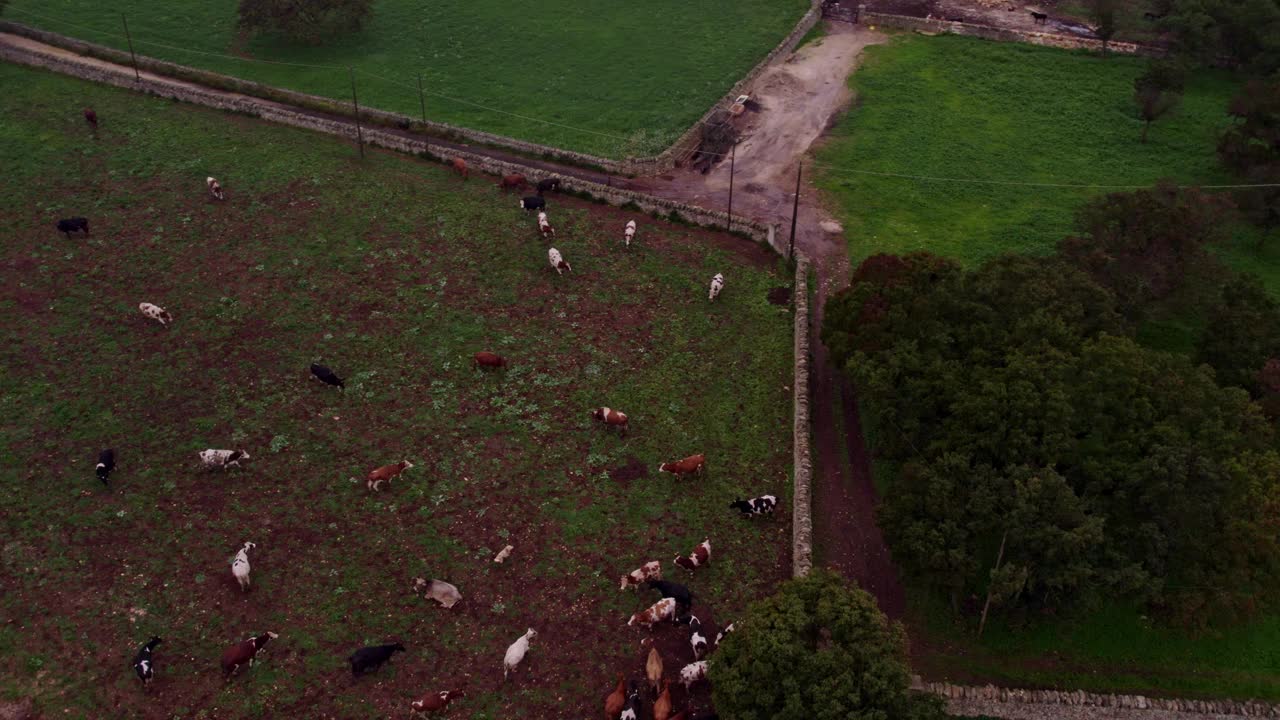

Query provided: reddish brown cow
[221,632,277,677]
[497,173,526,191]
[83,107,98,130]
[591,407,629,436]
[657,453,705,478]
[367,460,413,492]
[449,158,468,179]
[411,689,464,712]
[674,539,711,572]
[473,351,508,370]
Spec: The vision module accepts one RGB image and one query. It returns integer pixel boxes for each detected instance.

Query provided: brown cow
[657,454,705,478]
[497,173,526,191]
[473,351,508,370]
[367,460,413,492]
[449,158,468,179]
[591,407,629,436]
[221,632,277,678]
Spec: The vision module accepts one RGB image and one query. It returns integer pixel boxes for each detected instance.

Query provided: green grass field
[4,0,808,158]
[0,63,794,719]
[815,35,1241,268]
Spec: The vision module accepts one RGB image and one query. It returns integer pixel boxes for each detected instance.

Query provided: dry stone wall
[914,679,1280,719]
[792,257,814,577]
[858,9,1165,56]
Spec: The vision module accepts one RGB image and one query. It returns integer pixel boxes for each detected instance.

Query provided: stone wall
[858,9,1166,56]
[0,39,774,247]
[913,679,1280,718]
[792,257,814,578]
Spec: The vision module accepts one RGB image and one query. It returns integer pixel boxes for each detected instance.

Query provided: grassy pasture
[0,64,794,719]
[4,0,809,158]
[815,35,1240,269]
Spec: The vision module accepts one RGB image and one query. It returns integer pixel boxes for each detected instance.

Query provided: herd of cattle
[62,108,780,717]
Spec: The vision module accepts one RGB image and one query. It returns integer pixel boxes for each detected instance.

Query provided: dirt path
[0,20,903,612]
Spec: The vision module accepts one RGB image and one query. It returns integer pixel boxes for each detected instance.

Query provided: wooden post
[417,73,429,154]
[977,530,1008,639]
[726,142,736,233]
[121,14,140,82]
[788,162,802,260]
[349,67,364,159]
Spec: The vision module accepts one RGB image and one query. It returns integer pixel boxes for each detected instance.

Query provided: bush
[710,570,944,720]
[237,0,373,45]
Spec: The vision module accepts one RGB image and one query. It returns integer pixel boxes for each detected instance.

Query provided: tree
[1219,79,1280,249]
[709,570,945,720]
[1161,0,1280,73]
[1061,183,1225,317]
[237,0,373,45]
[1196,277,1280,393]
[1090,0,1120,56]
[1133,60,1186,143]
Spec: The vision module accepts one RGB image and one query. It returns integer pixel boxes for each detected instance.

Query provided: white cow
[230,541,255,591]
[199,449,250,470]
[207,176,225,201]
[708,273,725,301]
[624,220,636,248]
[138,302,173,326]
[548,248,572,275]
[503,628,537,680]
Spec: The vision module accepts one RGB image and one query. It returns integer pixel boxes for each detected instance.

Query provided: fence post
[348,67,364,159]
[120,14,140,81]
[788,162,802,260]
[726,141,736,233]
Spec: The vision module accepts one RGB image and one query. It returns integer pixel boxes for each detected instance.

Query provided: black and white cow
[199,449,250,470]
[96,448,115,486]
[729,494,778,518]
[132,636,162,685]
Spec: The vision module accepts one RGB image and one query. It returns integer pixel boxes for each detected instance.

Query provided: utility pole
[788,162,802,260]
[416,73,429,155]
[726,141,737,233]
[121,14,140,82]
[349,67,364,159]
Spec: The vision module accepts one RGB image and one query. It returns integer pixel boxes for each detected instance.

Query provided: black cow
[647,579,693,612]
[1030,10,1048,23]
[520,196,546,212]
[535,178,561,195]
[310,363,345,389]
[349,643,405,676]
[132,636,162,685]
[56,217,90,238]
[96,448,115,487]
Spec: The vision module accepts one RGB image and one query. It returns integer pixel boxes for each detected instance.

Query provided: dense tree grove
[1157,0,1280,73]
[237,0,373,45]
[709,570,945,720]
[1219,79,1280,247]
[824,206,1280,623]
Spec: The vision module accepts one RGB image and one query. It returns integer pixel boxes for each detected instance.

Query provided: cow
[647,579,692,612]
[503,629,537,681]
[132,636,162,685]
[628,597,677,627]
[729,494,778,518]
[138,302,173,326]
[620,560,661,590]
[497,174,527,191]
[687,616,708,659]
[537,211,555,238]
[207,176,225,201]
[658,454,706,478]
[493,544,515,563]
[714,622,736,648]
[520,196,546,212]
[605,674,626,719]
[412,578,462,608]
[199,449,249,470]
[221,632,278,677]
[1030,10,1048,23]
[674,539,711,572]
[350,643,406,676]
[620,680,642,720]
[310,363,345,389]
[536,178,561,195]
[84,107,98,130]
[679,660,708,689]
[449,158,468,179]
[230,541,255,592]
[96,448,115,487]
[654,679,673,720]
[411,689,464,713]
[624,220,637,248]
[56,217,90,238]
[647,646,663,693]
[709,273,725,301]
[367,460,413,492]
[591,407,629,436]
[548,248,572,275]
[473,351,508,371]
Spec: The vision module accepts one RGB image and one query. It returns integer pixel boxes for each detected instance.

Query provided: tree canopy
[237,0,373,45]
[824,239,1280,624]
[709,569,945,720]
[1219,78,1280,244]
